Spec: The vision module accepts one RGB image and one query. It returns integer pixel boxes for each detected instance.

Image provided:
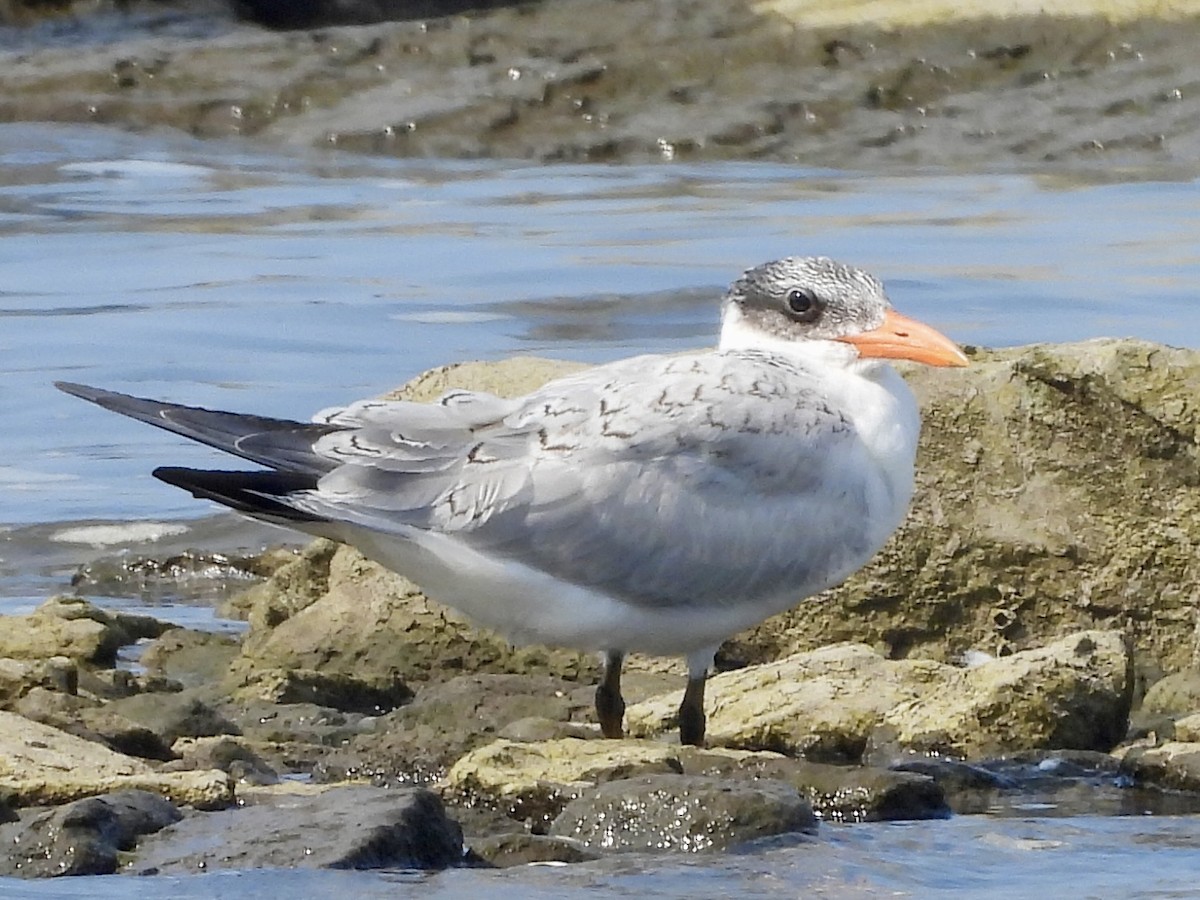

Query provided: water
[1,815,1199,897]
[3,121,1200,894]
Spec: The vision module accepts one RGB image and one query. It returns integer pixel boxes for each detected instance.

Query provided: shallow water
[3,122,1200,894]
[1,815,1199,898]
[5,123,1200,532]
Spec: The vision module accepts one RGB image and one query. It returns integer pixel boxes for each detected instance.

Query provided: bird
[56,256,968,746]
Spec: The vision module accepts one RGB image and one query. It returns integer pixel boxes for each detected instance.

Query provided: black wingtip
[153,467,325,523]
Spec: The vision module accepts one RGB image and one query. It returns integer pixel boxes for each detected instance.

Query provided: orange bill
[837,309,969,367]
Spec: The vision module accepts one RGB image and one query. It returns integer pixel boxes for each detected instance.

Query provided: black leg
[678,673,707,746]
[595,650,626,738]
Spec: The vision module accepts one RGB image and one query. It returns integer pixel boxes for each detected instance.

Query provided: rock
[131,784,465,872]
[0,597,169,667]
[0,656,77,705]
[468,832,599,867]
[103,689,241,746]
[674,747,948,823]
[549,774,816,852]
[443,736,945,830]
[167,736,280,786]
[626,643,952,761]
[443,738,685,829]
[0,790,181,878]
[231,0,535,30]
[1141,670,1200,717]
[889,758,1015,814]
[5,0,1200,172]
[744,341,1200,676]
[235,666,413,714]
[76,708,177,762]
[1119,741,1200,793]
[0,710,233,810]
[1175,713,1200,742]
[315,673,585,785]
[138,628,241,689]
[879,631,1131,758]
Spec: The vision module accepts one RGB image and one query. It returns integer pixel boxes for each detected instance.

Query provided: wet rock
[0,596,169,667]
[232,0,534,30]
[103,688,241,746]
[889,757,1015,814]
[1119,741,1200,793]
[315,673,584,785]
[880,631,1131,758]
[467,832,599,867]
[444,738,685,830]
[674,747,948,823]
[0,656,77,705]
[70,547,288,605]
[0,790,181,878]
[4,1,1200,171]
[167,736,280,786]
[131,784,465,872]
[548,774,817,852]
[0,709,233,809]
[139,628,241,689]
[627,643,952,761]
[235,666,413,714]
[443,736,945,830]
[76,708,177,761]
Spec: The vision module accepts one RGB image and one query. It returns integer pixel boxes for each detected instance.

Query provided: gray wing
[296,352,882,607]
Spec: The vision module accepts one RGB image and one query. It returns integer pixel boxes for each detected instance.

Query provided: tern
[57,256,967,745]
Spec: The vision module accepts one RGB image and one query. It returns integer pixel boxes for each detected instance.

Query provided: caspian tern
[57,256,967,745]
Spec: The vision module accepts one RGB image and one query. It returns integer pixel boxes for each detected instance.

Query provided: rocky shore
[6,340,1200,876]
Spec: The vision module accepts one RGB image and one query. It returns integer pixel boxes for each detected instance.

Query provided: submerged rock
[1120,741,1200,794]
[443,737,947,832]
[548,774,817,852]
[0,790,181,878]
[130,784,465,873]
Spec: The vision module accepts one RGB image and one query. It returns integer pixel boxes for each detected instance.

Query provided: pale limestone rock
[0,710,233,810]
[626,643,953,760]
[882,630,1130,758]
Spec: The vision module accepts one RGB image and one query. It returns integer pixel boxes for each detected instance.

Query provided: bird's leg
[595,650,626,738]
[679,649,715,746]
[678,674,707,746]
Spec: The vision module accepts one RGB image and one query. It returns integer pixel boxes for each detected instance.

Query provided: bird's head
[719,256,968,368]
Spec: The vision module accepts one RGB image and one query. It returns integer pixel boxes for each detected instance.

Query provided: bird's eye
[786,288,821,322]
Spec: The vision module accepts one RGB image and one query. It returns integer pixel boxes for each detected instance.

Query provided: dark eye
[786,288,821,322]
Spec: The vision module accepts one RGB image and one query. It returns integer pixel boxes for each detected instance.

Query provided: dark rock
[315,674,583,785]
[0,790,181,878]
[104,688,241,746]
[468,832,599,867]
[236,666,413,714]
[549,774,816,852]
[677,748,949,823]
[231,0,536,30]
[139,628,241,689]
[131,785,465,872]
[890,757,1015,814]
[167,736,280,786]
